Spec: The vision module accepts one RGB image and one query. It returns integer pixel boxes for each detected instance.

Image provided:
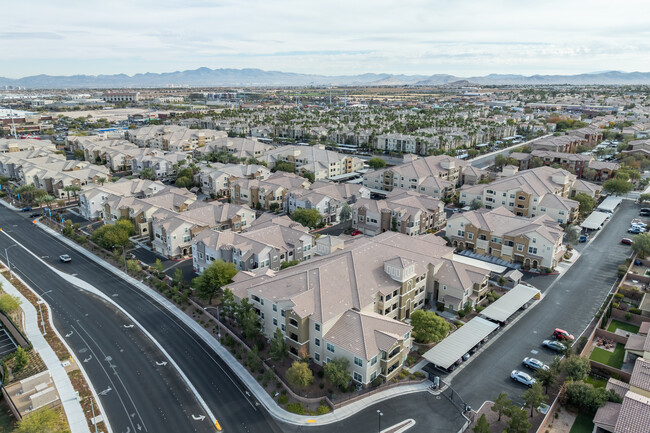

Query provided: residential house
[197,164,271,197]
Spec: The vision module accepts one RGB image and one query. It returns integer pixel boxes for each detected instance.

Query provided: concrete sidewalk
[37,221,433,427]
[0,273,90,433]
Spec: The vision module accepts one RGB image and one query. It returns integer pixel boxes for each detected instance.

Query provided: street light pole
[36,300,47,336]
[4,244,17,280]
[377,409,383,433]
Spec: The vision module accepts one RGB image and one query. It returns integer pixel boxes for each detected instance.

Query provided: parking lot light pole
[377,409,383,433]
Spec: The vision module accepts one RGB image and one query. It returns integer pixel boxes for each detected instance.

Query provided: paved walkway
[36,221,434,427]
[0,273,90,433]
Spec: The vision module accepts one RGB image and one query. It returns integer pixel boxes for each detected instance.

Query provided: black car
[29,212,41,218]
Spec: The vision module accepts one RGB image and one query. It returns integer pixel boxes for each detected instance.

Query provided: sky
[2,0,650,78]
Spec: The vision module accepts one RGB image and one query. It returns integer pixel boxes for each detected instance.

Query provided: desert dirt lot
[50,107,148,122]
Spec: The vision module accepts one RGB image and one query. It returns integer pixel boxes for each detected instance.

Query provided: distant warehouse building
[102,91,140,103]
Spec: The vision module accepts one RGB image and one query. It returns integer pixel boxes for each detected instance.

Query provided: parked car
[628,227,645,234]
[641,208,650,213]
[20,206,32,212]
[350,230,362,236]
[631,220,647,227]
[579,235,588,243]
[543,339,567,352]
[511,370,536,387]
[29,212,41,218]
[462,352,470,361]
[553,328,575,340]
[59,254,72,263]
[621,238,633,245]
[640,210,650,216]
[523,357,550,371]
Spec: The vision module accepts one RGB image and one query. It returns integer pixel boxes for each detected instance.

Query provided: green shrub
[277,394,288,405]
[625,312,632,321]
[454,320,464,328]
[316,404,330,415]
[286,403,305,414]
[371,377,382,387]
[458,310,466,318]
[436,302,445,312]
[614,293,624,300]
[630,308,642,315]
[413,371,425,379]
[613,302,619,309]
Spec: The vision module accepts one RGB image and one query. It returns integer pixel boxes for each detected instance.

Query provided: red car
[351,230,362,236]
[553,328,575,341]
[621,238,633,245]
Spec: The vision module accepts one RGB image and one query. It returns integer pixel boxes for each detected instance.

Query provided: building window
[273,318,277,326]
[281,324,286,332]
[371,355,377,366]
[353,372,363,383]
[281,310,285,317]
[370,371,377,381]
[314,323,321,332]
[315,338,320,347]
[354,357,363,367]
[289,318,298,327]
[528,247,538,254]
[315,353,320,361]
[273,304,277,312]
[327,343,335,353]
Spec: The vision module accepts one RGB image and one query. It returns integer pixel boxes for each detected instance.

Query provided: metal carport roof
[580,211,610,230]
[480,284,540,323]
[596,196,623,213]
[422,316,498,369]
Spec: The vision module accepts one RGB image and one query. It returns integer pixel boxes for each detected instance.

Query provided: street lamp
[377,409,383,433]
[4,244,18,280]
[36,300,47,336]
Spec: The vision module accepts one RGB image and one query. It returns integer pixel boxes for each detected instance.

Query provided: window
[314,353,320,361]
[273,304,277,312]
[354,357,363,367]
[528,247,538,254]
[315,338,320,347]
[371,355,377,366]
[326,343,335,353]
[370,371,377,381]
[289,318,298,327]
[468,232,474,240]
[281,324,286,332]
[353,372,362,382]
[281,310,285,317]
[457,230,465,236]
[273,318,277,326]
[314,323,321,332]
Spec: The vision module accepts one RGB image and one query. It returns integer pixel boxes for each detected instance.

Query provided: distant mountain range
[2,68,650,89]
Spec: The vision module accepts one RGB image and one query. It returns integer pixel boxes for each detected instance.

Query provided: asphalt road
[448,199,639,408]
[0,206,279,433]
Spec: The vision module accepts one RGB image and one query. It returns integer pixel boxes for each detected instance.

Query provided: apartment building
[0,138,55,154]
[67,136,142,171]
[352,190,446,236]
[79,178,170,220]
[151,201,256,258]
[197,163,271,197]
[192,223,314,272]
[458,166,600,224]
[102,91,139,102]
[194,137,274,160]
[130,152,190,179]
[445,207,565,269]
[509,150,619,180]
[375,133,437,155]
[622,139,650,157]
[286,181,370,224]
[262,145,364,181]
[362,155,475,199]
[530,135,584,153]
[125,125,226,152]
[227,232,489,385]
[231,172,309,211]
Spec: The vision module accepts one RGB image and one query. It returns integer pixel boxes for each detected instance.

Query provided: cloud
[0,32,63,40]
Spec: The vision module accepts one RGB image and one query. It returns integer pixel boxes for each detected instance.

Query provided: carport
[596,196,623,214]
[580,211,610,231]
[480,284,540,323]
[422,316,499,370]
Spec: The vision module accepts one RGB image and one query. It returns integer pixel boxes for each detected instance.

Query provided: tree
[139,167,156,180]
[564,382,613,413]
[236,299,261,340]
[221,288,237,320]
[521,382,547,417]
[564,225,579,246]
[582,167,597,181]
[269,202,280,213]
[274,161,295,173]
[472,413,490,433]
[493,154,507,170]
[34,194,55,209]
[286,361,313,390]
[247,345,262,372]
[506,407,531,433]
[97,176,107,186]
[367,157,386,170]
[470,199,484,210]
[573,192,596,216]
[491,392,513,421]
[339,204,352,222]
[269,328,288,361]
[602,178,633,196]
[13,346,29,371]
[15,406,66,433]
[152,259,165,275]
[301,171,315,183]
[640,193,650,204]
[175,176,193,188]
[126,259,141,273]
[563,354,591,381]
[324,357,351,389]
[535,365,558,393]
[172,268,184,286]
[290,208,321,228]
[191,260,238,303]
[0,293,21,313]
[410,309,450,344]
[632,233,650,259]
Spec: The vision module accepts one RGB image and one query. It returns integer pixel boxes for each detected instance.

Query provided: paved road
[469,135,550,169]
[448,199,639,408]
[0,206,279,433]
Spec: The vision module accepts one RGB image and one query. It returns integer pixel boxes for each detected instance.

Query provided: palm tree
[17,184,37,204]
[97,177,106,186]
[63,185,75,202]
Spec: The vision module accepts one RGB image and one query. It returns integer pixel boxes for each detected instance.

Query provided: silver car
[511,370,536,387]
[523,357,550,371]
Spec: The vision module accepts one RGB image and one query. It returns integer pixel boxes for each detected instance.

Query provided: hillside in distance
[1,68,650,88]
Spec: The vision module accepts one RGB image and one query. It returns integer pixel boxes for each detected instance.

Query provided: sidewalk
[0,273,90,433]
[36,221,433,426]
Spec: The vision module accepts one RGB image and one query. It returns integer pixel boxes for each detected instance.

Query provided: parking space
[0,328,18,358]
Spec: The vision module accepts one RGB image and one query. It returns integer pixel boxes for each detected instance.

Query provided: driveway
[447,199,639,408]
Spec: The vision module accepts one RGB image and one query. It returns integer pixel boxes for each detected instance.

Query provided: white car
[59,254,72,263]
[511,370,536,387]
[522,357,550,371]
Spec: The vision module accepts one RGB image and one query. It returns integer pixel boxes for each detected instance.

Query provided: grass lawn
[607,319,640,334]
[585,376,608,388]
[570,412,595,433]
[590,343,625,369]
